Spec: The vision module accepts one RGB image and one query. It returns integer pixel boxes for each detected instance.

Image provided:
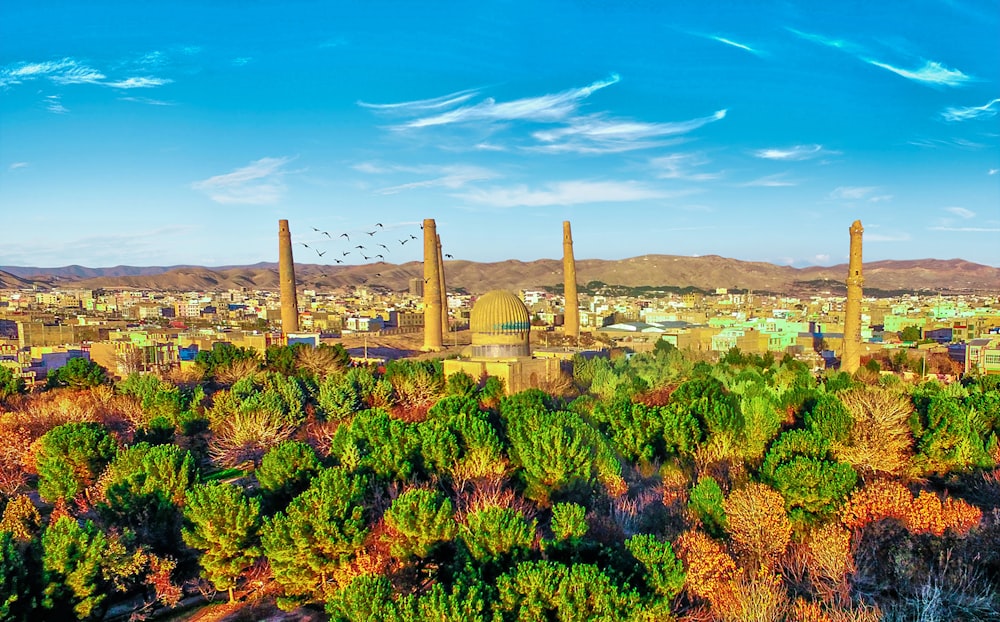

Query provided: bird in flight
[378,243,389,250]
[355,245,365,249]
[366,231,377,236]
[375,223,383,228]
[316,250,327,257]
[342,251,350,256]
[311,227,321,232]
[334,258,344,264]
[399,239,408,245]
[297,242,309,248]
[445,253,453,259]
[340,233,350,240]
[409,234,418,240]
[375,254,384,260]
[362,254,371,260]
[374,273,382,277]
[322,231,331,238]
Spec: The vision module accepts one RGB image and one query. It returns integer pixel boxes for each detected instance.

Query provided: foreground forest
[1,342,998,621]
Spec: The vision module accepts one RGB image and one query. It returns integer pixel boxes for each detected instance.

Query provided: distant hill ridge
[1,256,997,294]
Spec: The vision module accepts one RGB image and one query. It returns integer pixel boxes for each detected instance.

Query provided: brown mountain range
[3,256,997,295]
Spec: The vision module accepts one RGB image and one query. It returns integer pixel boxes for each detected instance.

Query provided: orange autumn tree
[841,479,981,536]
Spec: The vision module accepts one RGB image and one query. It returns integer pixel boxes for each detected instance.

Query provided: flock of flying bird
[295,222,454,284]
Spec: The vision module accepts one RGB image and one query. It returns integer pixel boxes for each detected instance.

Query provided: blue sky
[1,1,998,269]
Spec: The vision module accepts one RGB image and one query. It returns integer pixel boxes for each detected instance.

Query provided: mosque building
[442,289,565,395]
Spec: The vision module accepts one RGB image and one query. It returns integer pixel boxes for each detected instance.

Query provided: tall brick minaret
[843,220,864,374]
[562,221,580,341]
[278,219,299,338]
[422,219,443,351]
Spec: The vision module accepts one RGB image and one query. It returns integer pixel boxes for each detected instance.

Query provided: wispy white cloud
[1,57,173,93]
[118,96,174,106]
[989,168,999,175]
[399,74,620,129]
[945,206,976,219]
[741,173,797,187]
[8,162,29,170]
[192,157,294,205]
[941,98,1000,122]
[455,179,670,207]
[49,65,106,85]
[531,109,726,154]
[355,163,498,194]
[786,28,855,52]
[928,226,1000,232]
[866,59,971,87]
[359,88,480,112]
[908,137,987,149]
[752,144,833,160]
[788,28,972,88]
[830,186,877,200]
[649,153,720,181]
[232,57,253,67]
[45,95,68,114]
[135,51,167,68]
[1,58,103,87]
[710,35,762,55]
[106,76,173,89]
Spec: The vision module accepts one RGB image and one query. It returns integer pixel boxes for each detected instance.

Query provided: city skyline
[2,1,998,269]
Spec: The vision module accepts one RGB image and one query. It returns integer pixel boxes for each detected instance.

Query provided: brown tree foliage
[723,482,792,568]
[841,479,982,536]
[835,387,914,477]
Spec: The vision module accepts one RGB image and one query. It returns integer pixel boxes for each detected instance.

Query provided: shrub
[0,496,41,543]
[912,396,992,475]
[96,442,197,550]
[296,343,350,380]
[446,371,478,397]
[34,422,117,503]
[256,440,321,507]
[722,482,792,568]
[41,516,109,619]
[841,479,982,536]
[45,358,108,389]
[689,476,728,537]
[495,560,640,622]
[329,409,421,482]
[383,488,457,559]
[209,409,296,468]
[0,529,37,621]
[761,430,857,524]
[625,534,685,599]
[460,506,536,562]
[183,482,262,602]
[676,529,737,603]
[804,393,853,445]
[550,502,588,542]
[740,393,785,463]
[835,387,914,477]
[261,468,368,607]
[0,367,26,401]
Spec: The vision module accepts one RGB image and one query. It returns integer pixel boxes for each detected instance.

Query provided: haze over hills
[2,256,998,295]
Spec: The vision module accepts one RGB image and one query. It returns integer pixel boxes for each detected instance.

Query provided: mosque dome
[470,290,531,358]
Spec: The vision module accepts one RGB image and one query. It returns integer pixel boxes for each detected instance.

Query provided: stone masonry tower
[562,221,580,341]
[278,219,299,337]
[437,234,449,338]
[422,219,443,351]
[843,219,864,374]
